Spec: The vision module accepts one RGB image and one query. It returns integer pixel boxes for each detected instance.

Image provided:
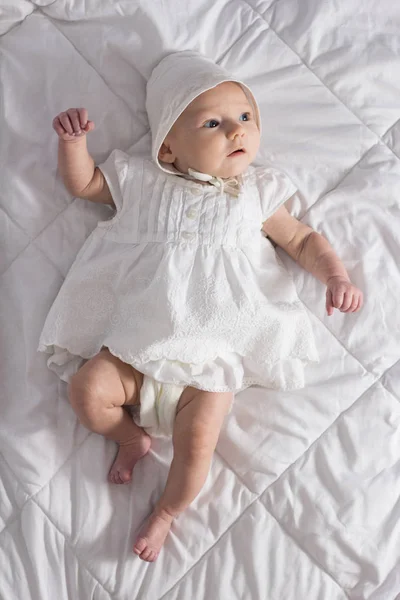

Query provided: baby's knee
[178,387,233,415]
[174,389,233,457]
[68,361,107,418]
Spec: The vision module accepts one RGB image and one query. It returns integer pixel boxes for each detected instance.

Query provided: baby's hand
[52,108,95,141]
[325,276,363,316]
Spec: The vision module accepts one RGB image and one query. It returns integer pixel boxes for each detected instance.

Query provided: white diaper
[133,376,185,437]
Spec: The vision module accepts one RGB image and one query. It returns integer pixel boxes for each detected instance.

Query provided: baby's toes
[140,547,154,562]
[133,538,147,555]
[119,468,132,484]
[108,470,122,484]
[133,538,159,561]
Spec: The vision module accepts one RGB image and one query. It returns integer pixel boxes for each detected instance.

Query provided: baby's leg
[68,348,151,484]
[134,387,233,562]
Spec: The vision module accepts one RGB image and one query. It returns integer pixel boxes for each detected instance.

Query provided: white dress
[38,151,319,392]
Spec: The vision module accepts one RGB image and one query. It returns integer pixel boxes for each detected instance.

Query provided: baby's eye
[203,119,219,128]
[239,112,250,122]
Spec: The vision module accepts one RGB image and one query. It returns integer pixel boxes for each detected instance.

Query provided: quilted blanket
[1,1,400,598]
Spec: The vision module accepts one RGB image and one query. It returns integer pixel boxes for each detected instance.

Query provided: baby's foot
[108,432,151,485]
[133,509,174,562]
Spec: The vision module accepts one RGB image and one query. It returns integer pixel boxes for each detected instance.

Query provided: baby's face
[159,82,260,179]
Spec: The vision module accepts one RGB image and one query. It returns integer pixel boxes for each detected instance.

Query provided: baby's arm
[262,205,363,316]
[53,108,114,206]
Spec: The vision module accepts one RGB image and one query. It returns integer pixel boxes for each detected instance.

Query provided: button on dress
[38,150,319,392]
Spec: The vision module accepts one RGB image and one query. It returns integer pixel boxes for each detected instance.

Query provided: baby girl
[39,51,363,562]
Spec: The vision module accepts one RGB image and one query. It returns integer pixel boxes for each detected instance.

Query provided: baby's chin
[199,158,252,180]
[214,164,251,179]
[174,155,252,180]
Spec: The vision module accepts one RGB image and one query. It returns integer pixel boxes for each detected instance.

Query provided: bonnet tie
[187,168,241,197]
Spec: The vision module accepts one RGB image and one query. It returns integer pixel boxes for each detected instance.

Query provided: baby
[39,51,363,562]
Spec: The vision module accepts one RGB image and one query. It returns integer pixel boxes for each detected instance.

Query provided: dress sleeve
[97,149,131,213]
[255,166,297,222]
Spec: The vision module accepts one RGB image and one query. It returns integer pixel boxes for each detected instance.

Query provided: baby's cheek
[248,135,260,158]
[193,146,219,172]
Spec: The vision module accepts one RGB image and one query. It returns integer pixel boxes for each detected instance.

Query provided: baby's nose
[228,124,245,140]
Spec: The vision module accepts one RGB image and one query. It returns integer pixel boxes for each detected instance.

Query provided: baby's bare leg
[68,348,150,484]
[134,387,233,562]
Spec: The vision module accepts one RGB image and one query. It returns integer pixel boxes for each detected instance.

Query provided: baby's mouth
[228,148,246,157]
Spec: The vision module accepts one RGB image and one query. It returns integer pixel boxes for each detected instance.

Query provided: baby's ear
[158,141,175,164]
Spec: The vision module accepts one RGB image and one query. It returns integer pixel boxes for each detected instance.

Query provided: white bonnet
[146,51,261,174]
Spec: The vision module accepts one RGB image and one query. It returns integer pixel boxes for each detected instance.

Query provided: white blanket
[1,1,400,598]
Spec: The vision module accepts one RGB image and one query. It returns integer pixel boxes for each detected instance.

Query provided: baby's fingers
[52,115,68,137]
[343,294,359,313]
[353,292,364,313]
[340,290,354,312]
[83,120,95,133]
[326,289,334,316]
[67,108,83,134]
[331,286,345,309]
[58,111,74,135]
[77,107,88,129]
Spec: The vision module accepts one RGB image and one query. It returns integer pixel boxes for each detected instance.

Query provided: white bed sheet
[1,1,400,598]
